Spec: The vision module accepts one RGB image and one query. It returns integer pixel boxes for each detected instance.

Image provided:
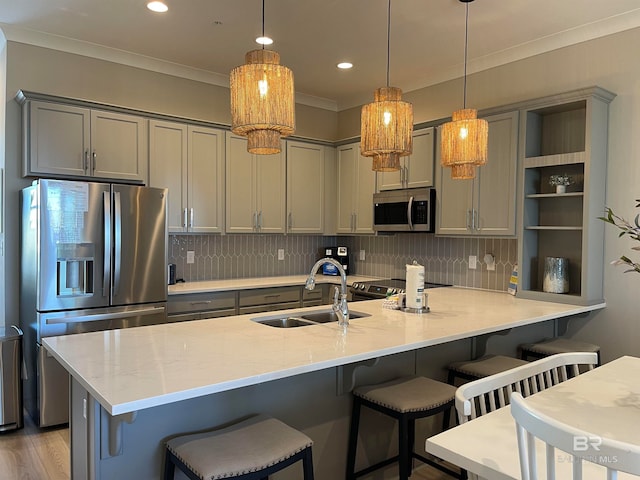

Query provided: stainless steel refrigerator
[20,179,168,427]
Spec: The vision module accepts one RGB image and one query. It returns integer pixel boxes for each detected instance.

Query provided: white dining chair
[511,392,640,479]
[455,352,598,424]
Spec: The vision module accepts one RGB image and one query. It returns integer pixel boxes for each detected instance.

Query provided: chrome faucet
[305,257,349,327]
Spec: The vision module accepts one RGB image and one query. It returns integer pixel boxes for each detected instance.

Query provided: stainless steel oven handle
[407,196,414,230]
[46,306,166,325]
[114,191,122,296]
[103,191,111,298]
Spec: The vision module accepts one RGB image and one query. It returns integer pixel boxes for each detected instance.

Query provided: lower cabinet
[167,291,237,322]
[238,286,302,315]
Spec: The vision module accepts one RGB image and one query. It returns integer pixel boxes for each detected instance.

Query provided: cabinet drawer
[168,292,236,315]
[302,287,323,301]
[238,301,301,315]
[238,286,301,307]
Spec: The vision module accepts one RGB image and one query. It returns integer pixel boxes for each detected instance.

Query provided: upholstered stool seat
[447,354,529,385]
[519,338,601,364]
[164,414,314,480]
[346,375,462,480]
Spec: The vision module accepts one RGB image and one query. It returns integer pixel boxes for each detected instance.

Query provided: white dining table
[426,355,640,480]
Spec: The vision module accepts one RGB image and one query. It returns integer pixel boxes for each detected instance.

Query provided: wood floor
[0,414,70,480]
[0,413,452,480]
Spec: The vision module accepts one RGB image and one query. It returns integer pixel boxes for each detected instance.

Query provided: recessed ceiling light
[337,62,353,70]
[147,1,168,13]
[256,36,274,45]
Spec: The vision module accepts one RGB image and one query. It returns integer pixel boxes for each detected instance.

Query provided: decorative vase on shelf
[549,174,572,195]
[556,185,566,194]
[543,257,569,293]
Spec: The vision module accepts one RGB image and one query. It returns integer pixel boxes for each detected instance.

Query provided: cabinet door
[256,150,286,233]
[90,110,147,183]
[149,120,188,232]
[27,101,90,177]
[189,126,224,233]
[226,133,257,233]
[406,127,435,188]
[336,144,358,233]
[435,130,475,235]
[286,141,324,233]
[475,111,519,236]
[376,158,404,191]
[354,150,376,234]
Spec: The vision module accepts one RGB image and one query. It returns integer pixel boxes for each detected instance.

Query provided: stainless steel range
[350,278,451,301]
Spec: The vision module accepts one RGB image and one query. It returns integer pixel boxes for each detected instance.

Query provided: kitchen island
[43,287,604,480]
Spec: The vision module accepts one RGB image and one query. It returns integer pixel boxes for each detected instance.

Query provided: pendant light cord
[261,0,265,50]
[463,1,469,108]
[386,0,391,87]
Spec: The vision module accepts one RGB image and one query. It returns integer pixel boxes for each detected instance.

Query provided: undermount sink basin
[252,310,371,328]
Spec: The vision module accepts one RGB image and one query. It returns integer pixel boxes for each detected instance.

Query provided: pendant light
[230,0,295,154]
[440,0,488,179]
[360,0,413,172]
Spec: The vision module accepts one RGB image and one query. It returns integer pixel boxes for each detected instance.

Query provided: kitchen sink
[252,310,370,328]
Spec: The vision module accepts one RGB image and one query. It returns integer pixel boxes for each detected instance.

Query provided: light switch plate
[278,248,285,260]
[469,255,477,270]
[187,251,195,264]
[359,250,366,261]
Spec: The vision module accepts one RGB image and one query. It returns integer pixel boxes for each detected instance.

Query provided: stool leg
[447,368,457,386]
[442,405,452,432]
[346,397,361,480]
[163,451,176,480]
[408,418,416,476]
[302,446,315,480]
[398,415,410,480]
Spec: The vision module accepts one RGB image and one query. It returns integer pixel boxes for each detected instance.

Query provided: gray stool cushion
[449,354,528,378]
[521,338,600,355]
[166,414,313,480]
[353,376,456,413]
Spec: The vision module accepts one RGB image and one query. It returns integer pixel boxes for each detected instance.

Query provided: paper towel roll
[406,262,425,309]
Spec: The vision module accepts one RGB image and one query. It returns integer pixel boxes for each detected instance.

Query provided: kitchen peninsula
[44,287,604,480]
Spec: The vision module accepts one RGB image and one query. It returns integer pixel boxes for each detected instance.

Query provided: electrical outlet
[469,255,477,270]
[187,250,195,264]
[277,248,285,261]
[359,249,366,261]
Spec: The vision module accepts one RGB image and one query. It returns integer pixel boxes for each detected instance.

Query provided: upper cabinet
[226,132,286,234]
[336,142,376,234]
[149,120,224,233]
[376,127,435,191]
[286,141,325,234]
[436,110,519,236]
[23,100,147,183]
[517,87,616,305]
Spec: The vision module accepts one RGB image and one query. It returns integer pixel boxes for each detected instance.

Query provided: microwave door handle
[113,191,122,296]
[407,196,414,230]
[103,192,111,298]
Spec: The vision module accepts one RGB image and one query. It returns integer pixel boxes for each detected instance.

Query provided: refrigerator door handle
[103,192,112,298]
[114,191,122,296]
[45,306,166,325]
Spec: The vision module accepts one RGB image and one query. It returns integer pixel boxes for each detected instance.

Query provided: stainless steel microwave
[373,187,436,233]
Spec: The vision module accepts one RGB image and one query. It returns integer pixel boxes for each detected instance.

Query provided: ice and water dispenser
[56,243,95,297]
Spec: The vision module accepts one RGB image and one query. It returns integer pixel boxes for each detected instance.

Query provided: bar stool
[519,338,601,365]
[164,414,314,480]
[346,375,463,480]
[447,354,529,385]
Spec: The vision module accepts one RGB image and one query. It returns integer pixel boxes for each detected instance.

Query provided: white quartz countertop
[167,275,383,295]
[43,288,605,416]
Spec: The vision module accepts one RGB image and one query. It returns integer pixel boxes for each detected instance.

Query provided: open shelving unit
[517,87,616,305]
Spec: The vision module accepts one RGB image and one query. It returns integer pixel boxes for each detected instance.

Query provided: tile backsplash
[169,234,517,292]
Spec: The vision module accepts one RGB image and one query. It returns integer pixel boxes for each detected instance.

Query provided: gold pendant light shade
[450,162,477,180]
[230,49,295,154]
[440,108,488,171]
[361,86,413,171]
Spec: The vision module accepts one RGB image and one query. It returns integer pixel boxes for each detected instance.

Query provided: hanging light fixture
[230,0,295,154]
[440,0,488,179]
[360,0,413,172]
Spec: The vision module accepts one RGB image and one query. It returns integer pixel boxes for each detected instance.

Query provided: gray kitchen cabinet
[435,110,519,236]
[286,141,325,234]
[238,286,302,314]
[336,142,376,234]
[376,127,435,191]
[149,120,224,233]
[168,291,237,322]
[517,87,615,305]
[23,99,147,183]
[226,132,286,234]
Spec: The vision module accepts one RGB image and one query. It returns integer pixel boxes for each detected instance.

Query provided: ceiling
[1,0,640,111]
